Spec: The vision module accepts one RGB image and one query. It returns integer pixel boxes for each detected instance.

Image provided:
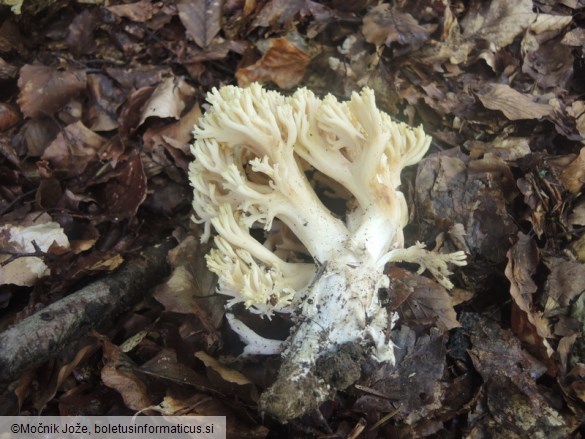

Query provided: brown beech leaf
[476,84,552,120]
[522,39,573,90]
[66,9,98,57]
[153,266,221,335]
[562,28,585,46]
[32,342,99,410]
[85,73,124,132]
[101,338,152,410]
[363,4,433,52]
[0,20,26,53]
[140,349,210,388]
[0,57,18,79]
[195,351,259,404]
[569,101,585,140]
[251,0,304,29]
[236,37,309,89]
[464,313,575,436]
[17,65,86,119]
[143,103,201,156]
[461,0,536,48]
[527,14,572,40]
[138,76,196,126]
[106,0,156,22]
[103,152,147,220]
[105,66,171,90]
[544,257,585,311]
[390,267,460,331]
[569,200,585,226]
[41,121,106,176]
[560,147,585,194]
[0,103,21,132]
[118,87,154,140]
[505,233,554,357]
[505,233,539,315]
[415,149,517,264]
[19,119,59,157]
[178,0,221,50]
[195,351,251,386]
[354,328,445,422]
[153,235,223,348]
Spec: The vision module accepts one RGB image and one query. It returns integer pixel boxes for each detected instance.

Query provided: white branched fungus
[189,83,466,422]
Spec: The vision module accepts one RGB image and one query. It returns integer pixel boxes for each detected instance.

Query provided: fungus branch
[189,83,466,422]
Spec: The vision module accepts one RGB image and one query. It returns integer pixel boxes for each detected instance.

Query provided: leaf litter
[0,0,585,437]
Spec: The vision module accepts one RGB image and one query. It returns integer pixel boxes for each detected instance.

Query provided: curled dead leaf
[505,233,554,358]
[138,76,195,126]
[100,338,152,411]
[41,121,106,176]
[236,37,310,89]
[195,351,251,386]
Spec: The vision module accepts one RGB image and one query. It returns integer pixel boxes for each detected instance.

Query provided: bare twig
[0,238,176,388]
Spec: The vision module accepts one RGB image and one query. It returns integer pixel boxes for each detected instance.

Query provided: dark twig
[0,238,176,388]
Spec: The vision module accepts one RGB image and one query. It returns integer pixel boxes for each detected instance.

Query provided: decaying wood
[0,239,175,388]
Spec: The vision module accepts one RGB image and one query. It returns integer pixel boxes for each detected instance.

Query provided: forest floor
[1,0,585,437]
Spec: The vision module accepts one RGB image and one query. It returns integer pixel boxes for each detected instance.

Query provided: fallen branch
[0,238,175,388]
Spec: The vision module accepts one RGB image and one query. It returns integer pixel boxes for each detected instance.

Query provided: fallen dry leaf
[562,27,585,46]
[505,233,554,358]
[101,338,152,411]
[0,219,70,286]
[138,76,196,126]
[461,0,536,48]
[544,257,585,313]
[522,38,573,90]
[0,56,18,79]
[363,4,433,53]
[0,103,21,132]
[236,37,310,89]
[416,149,517,264]
[569,101,585,139]
[251,0,304,29]
[390,267,460,331]
[17,65,86,119]
[66,9,98,57]
[143,103,201,156]
[31,342,99,411]
[102,152,147,220]
[569,199,585,226]
[107,0,156,22]
[85,73,125,132]
[178,0,222,50]
[560,147,585,194]
[476,84,553,120]
[41,121,107,176]
[195,351,251,386]
[139,349,210,389]
[354,328,446,424]
[466,313,575,437]
[527,13,572,39]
